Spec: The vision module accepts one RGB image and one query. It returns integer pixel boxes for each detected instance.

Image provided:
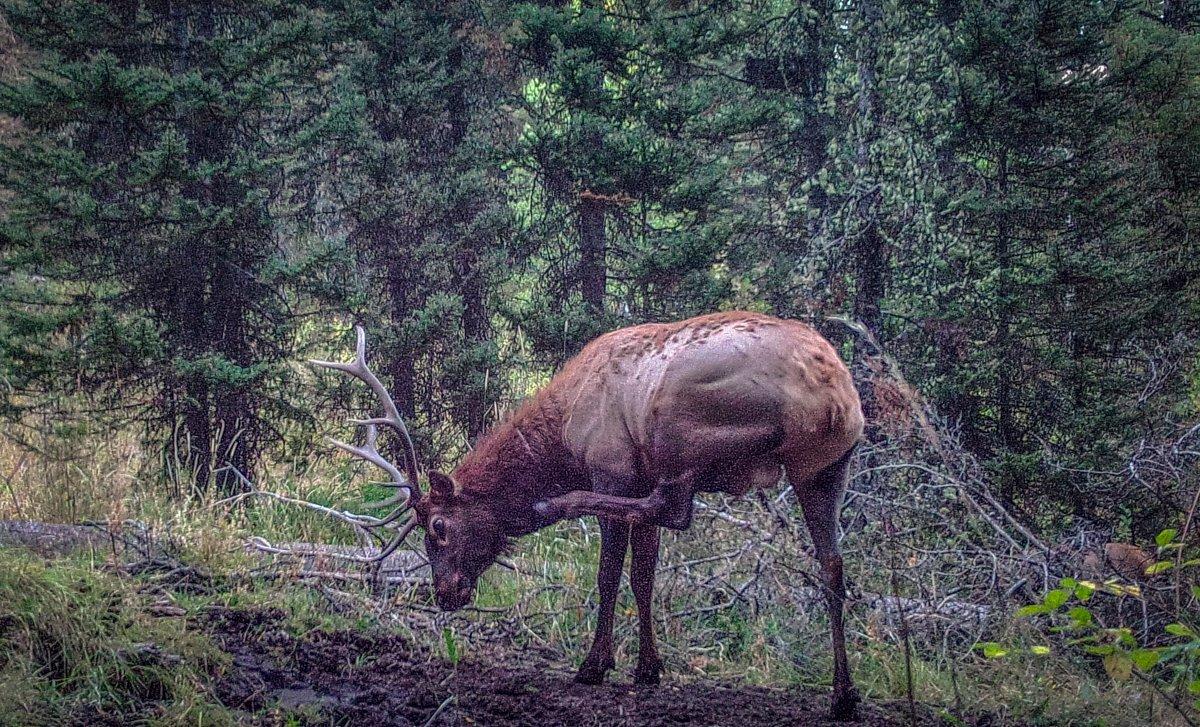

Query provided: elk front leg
[629,523,662,685]
[534,488,667,526]
[577,518,629,685]
[534,472,696,530]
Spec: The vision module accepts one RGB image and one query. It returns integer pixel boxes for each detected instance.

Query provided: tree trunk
[455,246,488,440]
[1164,0,1197,31]
[851,0,885,423]
[446,32,490,440]
[852,0,885,338]
[170,0,213,493]
[578,194,607,315]
[380,224,419,435]
[577,0,607,319]
[210,246,255,494]
[994,148,1015,453]
[801,0,832,256]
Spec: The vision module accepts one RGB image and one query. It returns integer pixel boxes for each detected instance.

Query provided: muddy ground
[196,606,969,727]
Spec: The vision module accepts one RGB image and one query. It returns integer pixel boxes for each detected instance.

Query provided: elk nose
[436,574,472,610]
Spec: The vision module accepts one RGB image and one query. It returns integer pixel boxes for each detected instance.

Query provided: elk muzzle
[434,572,476,611]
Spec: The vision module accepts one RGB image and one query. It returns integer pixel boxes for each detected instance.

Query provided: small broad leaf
[1043,589,1070,610]
[1067,606,1093,626]
[1111,627,1136,647]
[979,642,1008,659]
[1145,561,1174,575]
[1191,585,1200,601]
[1103,653,1133,682]
[1075,583,1095,601]
[1130,648,1160,671]
[1156,529,1178,548]
[1059,577,1078,589]
[1085,644,1115,656]
[1166,623,1196,638]
[1188,679,1200,695]
[1016,604,1049,617]
[1030,645,1051,655]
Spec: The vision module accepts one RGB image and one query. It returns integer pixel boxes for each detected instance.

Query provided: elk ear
[428,471,458,499]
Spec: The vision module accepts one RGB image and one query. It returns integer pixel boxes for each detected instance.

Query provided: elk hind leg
[789,449,859,720]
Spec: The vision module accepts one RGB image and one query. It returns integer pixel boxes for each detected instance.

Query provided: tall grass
[0,550,233,725]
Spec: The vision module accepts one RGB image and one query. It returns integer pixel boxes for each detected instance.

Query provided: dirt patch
[194,606,966,726]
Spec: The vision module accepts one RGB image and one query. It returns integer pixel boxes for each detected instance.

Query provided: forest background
[1,1,1199,724]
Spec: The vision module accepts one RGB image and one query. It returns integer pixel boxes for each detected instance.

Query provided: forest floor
[197,604,946,727]
[2,519,1121,726]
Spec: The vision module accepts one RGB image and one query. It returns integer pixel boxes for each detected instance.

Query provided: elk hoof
[575,657,614,685]
[829,688,861,721]
[633,657,662,685]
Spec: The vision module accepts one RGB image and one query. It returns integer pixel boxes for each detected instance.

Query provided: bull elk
[311,312,864,718]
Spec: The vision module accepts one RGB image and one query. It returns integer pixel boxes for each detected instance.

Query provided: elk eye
[430,517,446,540]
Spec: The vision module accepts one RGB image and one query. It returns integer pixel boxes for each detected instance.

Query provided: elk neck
[449,387,583,537]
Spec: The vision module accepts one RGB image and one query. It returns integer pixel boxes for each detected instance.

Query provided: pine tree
[0,0,322,491]
[309,0,511,458]
[505,1,734,361]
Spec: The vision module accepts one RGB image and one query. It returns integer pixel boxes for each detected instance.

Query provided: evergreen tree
[505,1,733,362]
[0,0,322,491]
[309,0,512,457]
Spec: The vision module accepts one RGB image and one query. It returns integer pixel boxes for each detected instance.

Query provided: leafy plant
[987,528,1200,719]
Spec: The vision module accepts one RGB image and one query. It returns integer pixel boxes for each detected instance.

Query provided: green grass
[0,550,234,726]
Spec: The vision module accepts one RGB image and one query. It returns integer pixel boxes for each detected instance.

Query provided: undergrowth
[0,429,1189,725]
[0,550,233,726]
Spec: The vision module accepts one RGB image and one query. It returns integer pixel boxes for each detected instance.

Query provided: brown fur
[415,312,863,718]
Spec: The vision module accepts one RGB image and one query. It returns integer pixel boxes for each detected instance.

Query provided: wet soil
[195,606,956,727]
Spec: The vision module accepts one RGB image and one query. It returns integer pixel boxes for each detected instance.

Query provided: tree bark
[851,0,886,423]
[578,194,607,314]
[382,233,419,425]
[852,0,885,339]
[446,31,490,440]
[994,148,1015,453]
[1164,0,1197,31]
[171,0,213,492]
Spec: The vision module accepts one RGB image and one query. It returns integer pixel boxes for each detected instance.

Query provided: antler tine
[323,425,419,556]
[310,325,422,497]
[376,518,421,562]
[325,426,408,487]
[311,326,428,562]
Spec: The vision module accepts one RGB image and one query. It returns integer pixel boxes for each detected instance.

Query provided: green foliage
[1001,528,1200,715]
[0,0,327,490]
[0,550,232,725]
[0,0,1195,541]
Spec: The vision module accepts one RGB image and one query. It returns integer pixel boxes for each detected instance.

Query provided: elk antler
[310,325,423,561]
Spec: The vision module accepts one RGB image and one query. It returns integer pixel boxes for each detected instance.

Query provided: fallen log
[0,519,129,557]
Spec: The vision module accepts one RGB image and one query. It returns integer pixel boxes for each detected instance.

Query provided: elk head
[310,326,504,611]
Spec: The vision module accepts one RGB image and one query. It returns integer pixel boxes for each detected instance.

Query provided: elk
[311,312,864,718]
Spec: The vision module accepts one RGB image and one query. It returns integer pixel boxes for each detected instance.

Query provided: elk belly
[710,458,783,496]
